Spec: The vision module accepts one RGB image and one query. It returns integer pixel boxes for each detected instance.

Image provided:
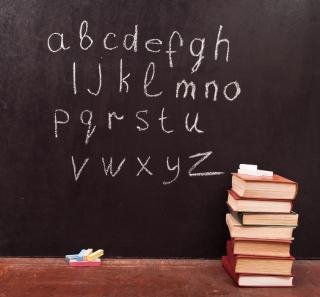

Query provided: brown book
[227,190,292,213]
[222,255,293,287]
[232,173,298,200]
[226,213,295,240]
[226,240,294,276]
[236,211,298,226]
[232,238,292,257]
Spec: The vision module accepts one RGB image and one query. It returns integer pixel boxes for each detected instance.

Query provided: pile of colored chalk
[65,249,104,266]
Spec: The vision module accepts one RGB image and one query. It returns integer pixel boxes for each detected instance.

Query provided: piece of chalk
[238,169,262,176]
[65,249,85,261]
[77,248,93,261]
[65,254,79,261]
[257,169,273,176]
[239,164,258,171]
[87,249,104,261]
[69,259,101,267]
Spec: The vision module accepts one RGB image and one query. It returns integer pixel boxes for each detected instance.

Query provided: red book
[231,237,292,257]
[231,173,298,200]
[226,240,294,276]
[222,256,293,287]
[227,190,293,213]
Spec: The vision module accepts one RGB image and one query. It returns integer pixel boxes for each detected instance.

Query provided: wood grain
[0,259,319,297]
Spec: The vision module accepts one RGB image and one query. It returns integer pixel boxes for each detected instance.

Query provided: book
[226,213,295,240]
[232,238,291,257]
[236,211,298,226]
[226,240,294,276]
[232,173,298,200]
[227,190,292,213]
[222,256,293,287]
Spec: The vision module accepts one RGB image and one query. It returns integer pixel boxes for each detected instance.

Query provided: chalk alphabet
[144,62,163,97]
[185,113,204,134]
[71,155,89,181]
[80,110,96,144]
[215,25,230,62]
[123,25,138,52]
[54,109,69,138]
[176,80,196,100]
[136,110,149,132]
[103,32,118,50]
[145,38,163,53]
[102,157,126,177]
[159,107,174,134]
[190,37,205,73]
[223,81,241,101]
[47,32,70,53]
[79,20,93,51]
[163,157,180,185]
[166,31,184,68]
[107,112,124,130]
[119,58,131,93]
[188,151,224,176]
[136,156,153,176]
[87,63,102,96]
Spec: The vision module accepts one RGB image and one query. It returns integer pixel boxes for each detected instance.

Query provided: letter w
[101,157,126,177]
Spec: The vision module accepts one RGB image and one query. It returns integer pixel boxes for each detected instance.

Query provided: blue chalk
[65,249,86,261]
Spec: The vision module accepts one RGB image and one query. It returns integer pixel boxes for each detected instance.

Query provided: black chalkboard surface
[0,0,319,258]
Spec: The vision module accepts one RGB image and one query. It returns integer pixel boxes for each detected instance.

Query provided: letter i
[73,62,77,95]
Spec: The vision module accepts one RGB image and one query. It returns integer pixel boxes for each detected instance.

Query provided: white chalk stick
[239,164,258,171]
[238,169,262,176]
[257,169,273,176]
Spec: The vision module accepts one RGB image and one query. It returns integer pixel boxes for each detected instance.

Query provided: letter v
[71,155,89,181]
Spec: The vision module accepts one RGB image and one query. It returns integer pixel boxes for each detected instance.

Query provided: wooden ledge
[0,259,319,297]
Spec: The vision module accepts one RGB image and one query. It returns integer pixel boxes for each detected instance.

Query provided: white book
[238,275,293,287]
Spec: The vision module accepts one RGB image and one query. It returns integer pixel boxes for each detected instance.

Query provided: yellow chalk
[87,249,104,261]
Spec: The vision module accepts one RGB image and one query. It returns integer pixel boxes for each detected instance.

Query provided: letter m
[176,80,196,100]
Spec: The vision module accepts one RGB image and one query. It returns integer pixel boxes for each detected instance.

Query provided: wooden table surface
[0,258,319,297]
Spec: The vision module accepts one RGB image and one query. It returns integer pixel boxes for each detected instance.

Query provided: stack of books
[222,165,299,287]
[65,249,104,266]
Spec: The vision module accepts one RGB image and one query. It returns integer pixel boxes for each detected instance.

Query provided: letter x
[136,156,153,176]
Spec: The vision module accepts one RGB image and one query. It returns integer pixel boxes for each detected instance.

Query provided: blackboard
[0,0,319,258]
